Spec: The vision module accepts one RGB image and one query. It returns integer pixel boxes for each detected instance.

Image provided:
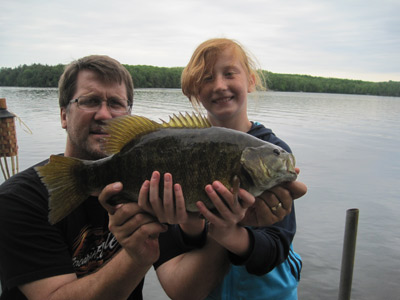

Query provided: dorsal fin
[160,112,211,128]
[103,112,210,154]
[103,115,161,155]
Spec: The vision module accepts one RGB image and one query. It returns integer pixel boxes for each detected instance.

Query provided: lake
[1,87,399,299]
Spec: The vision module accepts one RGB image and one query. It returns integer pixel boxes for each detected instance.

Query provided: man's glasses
[69,96,131,114]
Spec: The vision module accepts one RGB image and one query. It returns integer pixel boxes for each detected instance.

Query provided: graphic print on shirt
[71,225,120,275]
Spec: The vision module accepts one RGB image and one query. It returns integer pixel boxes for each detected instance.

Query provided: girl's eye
[203,75,213,82]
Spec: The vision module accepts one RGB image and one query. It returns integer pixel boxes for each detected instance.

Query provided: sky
[1,0,399,82]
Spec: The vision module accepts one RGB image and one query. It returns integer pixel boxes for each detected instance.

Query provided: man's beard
[68,133,107,160]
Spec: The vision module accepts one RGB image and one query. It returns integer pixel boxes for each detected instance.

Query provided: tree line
[0,63,399,97]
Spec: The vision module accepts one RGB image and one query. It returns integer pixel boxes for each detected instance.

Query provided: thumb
[98,182,124,215]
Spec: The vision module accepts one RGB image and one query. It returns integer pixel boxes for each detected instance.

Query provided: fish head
[240,144,297,196]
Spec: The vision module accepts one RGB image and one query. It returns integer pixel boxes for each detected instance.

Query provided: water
[1,87,399,299]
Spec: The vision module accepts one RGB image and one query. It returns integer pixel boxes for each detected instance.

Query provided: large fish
[36,113,297,224]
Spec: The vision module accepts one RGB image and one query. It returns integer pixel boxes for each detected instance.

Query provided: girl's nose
[213,75,228,91]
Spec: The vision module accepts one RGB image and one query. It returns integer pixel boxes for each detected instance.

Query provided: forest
[0,63,399,97]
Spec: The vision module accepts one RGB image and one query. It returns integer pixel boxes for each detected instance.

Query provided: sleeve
[0,168,74,292]
[226,125,298,275]
[228,206,297,275]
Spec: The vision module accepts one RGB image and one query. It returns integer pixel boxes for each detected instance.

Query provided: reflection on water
[1,87,399,299]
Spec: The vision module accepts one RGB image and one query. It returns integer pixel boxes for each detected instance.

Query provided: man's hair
[58,55,134,108]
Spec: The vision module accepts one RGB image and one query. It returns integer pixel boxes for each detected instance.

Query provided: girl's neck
[208,114,252,133]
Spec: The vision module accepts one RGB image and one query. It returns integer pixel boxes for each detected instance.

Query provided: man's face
[61,70,129,159]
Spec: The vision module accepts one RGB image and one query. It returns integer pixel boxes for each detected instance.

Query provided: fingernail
[113,182,122,190]
[164,173,171,182]
[205,185,214,193]
[151,171,159,180]
[213,181,221,190]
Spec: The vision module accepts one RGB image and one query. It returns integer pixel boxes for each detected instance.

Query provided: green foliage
[263,71,400,97]
[123,65,183,88]
[0,64,399,97]
[0,64,65,87]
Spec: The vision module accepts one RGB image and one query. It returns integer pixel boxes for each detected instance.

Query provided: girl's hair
[181,38,265,106]
[58,55,134,108]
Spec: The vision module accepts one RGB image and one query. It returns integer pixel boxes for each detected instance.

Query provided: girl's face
[198,48,254,125]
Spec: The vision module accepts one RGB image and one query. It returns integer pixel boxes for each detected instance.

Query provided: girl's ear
[248,73,256,93]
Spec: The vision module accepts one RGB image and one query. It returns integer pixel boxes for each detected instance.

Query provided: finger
[108,202,144,228]
[282,180,307,200]
[237,188,255,209]
[240,196,280,227]
[118,213,167,247]
[209,182,235,215]
[232,176,240,206]
[270,201,287,219]
[111,207,159,235]
[149,171,162,213]
[138,180,153,213]
[174,183,187,220]
[98,182,124,215]
[267,186,292,211]
[163,173,175,220]
[196,199,220,225]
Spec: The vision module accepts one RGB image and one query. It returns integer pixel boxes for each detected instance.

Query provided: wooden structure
[0,98,18,180]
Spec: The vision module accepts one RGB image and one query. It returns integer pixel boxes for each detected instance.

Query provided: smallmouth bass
[36,113,297,224]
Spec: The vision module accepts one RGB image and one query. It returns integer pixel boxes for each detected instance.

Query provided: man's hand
[240,167,307,227]
[98,182,167,266]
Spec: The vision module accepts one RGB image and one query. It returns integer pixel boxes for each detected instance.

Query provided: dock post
[338,208,359,300]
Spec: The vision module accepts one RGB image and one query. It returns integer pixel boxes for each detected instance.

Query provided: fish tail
[35,155,89,224]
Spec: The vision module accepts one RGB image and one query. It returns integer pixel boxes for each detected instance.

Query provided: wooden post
[338,208,359,300]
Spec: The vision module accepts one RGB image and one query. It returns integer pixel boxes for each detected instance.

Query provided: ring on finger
[271,202,282,213]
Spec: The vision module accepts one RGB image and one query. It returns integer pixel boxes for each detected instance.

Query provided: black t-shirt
[0,158,178,300]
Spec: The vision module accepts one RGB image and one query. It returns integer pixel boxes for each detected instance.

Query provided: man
[0,55,306,300]
[0,55,162,299]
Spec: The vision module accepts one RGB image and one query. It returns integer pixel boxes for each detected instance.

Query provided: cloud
[0,0,399,82]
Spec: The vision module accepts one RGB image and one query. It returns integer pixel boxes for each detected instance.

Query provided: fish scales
[83,127,255,211]
[36,113,297,224]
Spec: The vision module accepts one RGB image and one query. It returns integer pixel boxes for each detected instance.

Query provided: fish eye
[273,149,281,156]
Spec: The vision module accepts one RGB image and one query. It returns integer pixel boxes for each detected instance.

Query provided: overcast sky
[1,0,399,82]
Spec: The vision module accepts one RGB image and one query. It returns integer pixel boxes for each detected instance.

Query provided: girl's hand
[196,181,255,257]
[138,171,205,237]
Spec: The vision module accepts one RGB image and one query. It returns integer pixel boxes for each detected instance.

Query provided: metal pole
[338,208,359,300]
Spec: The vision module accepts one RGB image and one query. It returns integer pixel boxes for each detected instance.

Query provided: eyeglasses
[69,96,131,114]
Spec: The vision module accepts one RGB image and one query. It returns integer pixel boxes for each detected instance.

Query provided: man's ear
[60,107,67,129]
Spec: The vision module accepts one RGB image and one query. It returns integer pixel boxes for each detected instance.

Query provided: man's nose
[94,101,113,120]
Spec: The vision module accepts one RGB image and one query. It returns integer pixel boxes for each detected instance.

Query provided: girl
[180,38,304,300]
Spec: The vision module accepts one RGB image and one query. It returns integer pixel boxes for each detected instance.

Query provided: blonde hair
[181,38,265,106]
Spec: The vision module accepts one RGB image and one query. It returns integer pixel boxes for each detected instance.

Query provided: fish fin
[35,155,88,224]
[103,115,162,154]
[232,175,240,206]
[160,112,211,129]
[103,113,211,155]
